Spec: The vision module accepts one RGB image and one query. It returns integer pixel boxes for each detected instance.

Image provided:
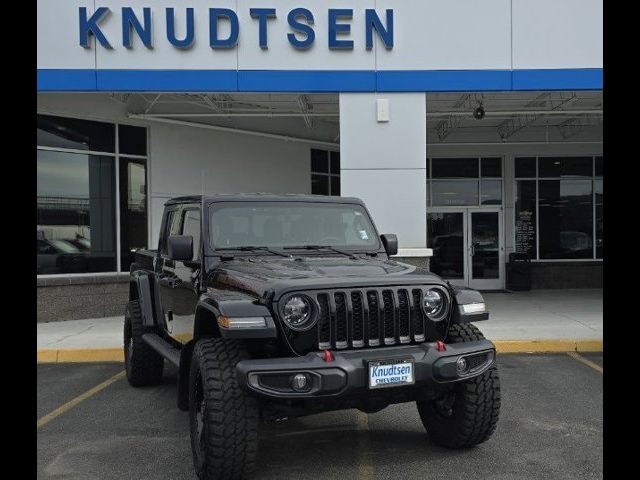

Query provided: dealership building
[37,0,603,321]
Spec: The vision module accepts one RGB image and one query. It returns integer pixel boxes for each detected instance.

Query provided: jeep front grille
[311,287,436,350]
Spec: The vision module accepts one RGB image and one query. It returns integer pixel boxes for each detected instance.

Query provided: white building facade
[37,0,603,320]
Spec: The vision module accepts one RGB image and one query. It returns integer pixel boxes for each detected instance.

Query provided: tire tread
[190,338,258,480]
[124,300,164,387]
[417,323,501,448]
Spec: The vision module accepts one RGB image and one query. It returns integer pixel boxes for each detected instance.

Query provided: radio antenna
[200,169,206,289]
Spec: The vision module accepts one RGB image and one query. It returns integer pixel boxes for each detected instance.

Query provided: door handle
[159,276,182,288]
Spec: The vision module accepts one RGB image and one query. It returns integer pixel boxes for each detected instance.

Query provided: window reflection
[595,179,603,259]
[427,212,464,279]
[481,180,502,205]
[37,115,115,153]
[431,180,479,206]
[539,180,593,259]
[428,158,502,206]
[37,150,116,273]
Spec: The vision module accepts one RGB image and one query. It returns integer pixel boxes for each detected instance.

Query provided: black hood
[207,255,445,301]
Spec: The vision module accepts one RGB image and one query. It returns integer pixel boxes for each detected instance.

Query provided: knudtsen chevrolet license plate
[368,358,415,389]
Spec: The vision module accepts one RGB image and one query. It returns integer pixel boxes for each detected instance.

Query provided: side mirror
[380,234,398,256]
[168,235,193,262]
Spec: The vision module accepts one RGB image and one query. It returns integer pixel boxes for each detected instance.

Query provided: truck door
[159,204,202,345]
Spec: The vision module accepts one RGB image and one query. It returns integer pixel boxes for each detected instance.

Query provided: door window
[470,212,500,280]
[427,209,503,289]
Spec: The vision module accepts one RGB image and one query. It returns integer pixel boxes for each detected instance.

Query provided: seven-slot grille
[309,287,433,350]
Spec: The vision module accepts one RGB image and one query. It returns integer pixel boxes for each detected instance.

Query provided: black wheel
[417,323,501,448]
[189,338,259,480]
[123,300,164,386]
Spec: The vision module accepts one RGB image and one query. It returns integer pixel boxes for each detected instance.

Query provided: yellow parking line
[566,351,603,374]
[37,348,124,363]
[494,340,603,353]
[37,370,126,429]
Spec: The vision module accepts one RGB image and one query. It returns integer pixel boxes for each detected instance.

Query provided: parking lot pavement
[37,354,602,480]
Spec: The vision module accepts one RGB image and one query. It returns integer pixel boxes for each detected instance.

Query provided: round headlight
[281,295,316,331]
[422,287,450,322]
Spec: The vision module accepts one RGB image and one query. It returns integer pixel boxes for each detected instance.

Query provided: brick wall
[37,274,130,322]
[393,257,431,270]
[530,262,603,289]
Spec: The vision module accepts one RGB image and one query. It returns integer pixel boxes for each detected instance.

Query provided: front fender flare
[449,285,490,324]
[130,271,158,329]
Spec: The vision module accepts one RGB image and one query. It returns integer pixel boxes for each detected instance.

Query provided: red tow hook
[322,349,335,362]
[436,340,446,352]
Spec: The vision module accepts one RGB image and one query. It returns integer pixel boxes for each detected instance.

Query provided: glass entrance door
[468,210,503,290]
[427,209,504,290]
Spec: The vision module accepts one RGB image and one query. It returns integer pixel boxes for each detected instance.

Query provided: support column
[339,93,431,263]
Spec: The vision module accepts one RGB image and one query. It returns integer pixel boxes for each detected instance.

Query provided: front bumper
[236,339,496,400]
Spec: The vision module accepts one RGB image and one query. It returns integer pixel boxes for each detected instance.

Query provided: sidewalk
[37,289,602,362]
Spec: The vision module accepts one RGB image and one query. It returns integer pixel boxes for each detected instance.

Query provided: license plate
[368,358,415,389]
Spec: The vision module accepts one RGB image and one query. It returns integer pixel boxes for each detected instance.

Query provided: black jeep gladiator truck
[125,194,500,480]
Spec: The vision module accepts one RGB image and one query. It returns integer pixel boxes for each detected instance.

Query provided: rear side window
[181,209,201,260]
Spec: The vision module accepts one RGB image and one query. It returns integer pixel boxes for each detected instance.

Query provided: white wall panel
[96,1,238,70]
[238,0,377,70]
[340,93,426,169]
[148,122,311,246]
[376,0,512,70]
[340,93,427,250]
[512,0,603,69]
[37,0,96,69]
[38,0,603,73]
[341,169,427,249]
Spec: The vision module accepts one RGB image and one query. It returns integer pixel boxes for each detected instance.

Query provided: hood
[206,255,445,301]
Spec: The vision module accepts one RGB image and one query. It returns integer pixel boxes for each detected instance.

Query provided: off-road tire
[417,323,500,448]
[189,338,259,480]
[123,300,164,386]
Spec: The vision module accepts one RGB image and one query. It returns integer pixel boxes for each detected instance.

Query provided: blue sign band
[37,68,603,92]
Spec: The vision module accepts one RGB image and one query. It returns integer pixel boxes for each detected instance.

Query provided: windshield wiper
[219,246,292,258]
[283,245,360,259]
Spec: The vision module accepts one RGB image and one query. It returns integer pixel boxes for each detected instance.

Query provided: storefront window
[37,114,115,153]
[427,157,502,207]
[311,149,340,195]
[37,114,148,275]
[514,156,602,260]
[432,158,478,178]
[119,158,147,271]
[539,180,593,259]
[431,180,479,206]
[119,125,147,156]
[538,156,592,177]
[514,180,537,258]
[481,179,502,205]
[37,150,116,273]
[595,179,603,259]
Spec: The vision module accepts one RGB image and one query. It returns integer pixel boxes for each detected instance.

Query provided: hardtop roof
[165,193,365,206]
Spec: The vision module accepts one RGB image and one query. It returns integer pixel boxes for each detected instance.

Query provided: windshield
[209,202,380,250]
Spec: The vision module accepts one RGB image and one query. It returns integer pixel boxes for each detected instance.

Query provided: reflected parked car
[37,239,88,274]
[430,233,464,277]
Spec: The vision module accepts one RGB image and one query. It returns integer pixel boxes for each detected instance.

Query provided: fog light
[456,357,469,375]
[291,373,311,392]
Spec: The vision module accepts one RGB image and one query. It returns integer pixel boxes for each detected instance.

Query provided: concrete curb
[36,340,603,364]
